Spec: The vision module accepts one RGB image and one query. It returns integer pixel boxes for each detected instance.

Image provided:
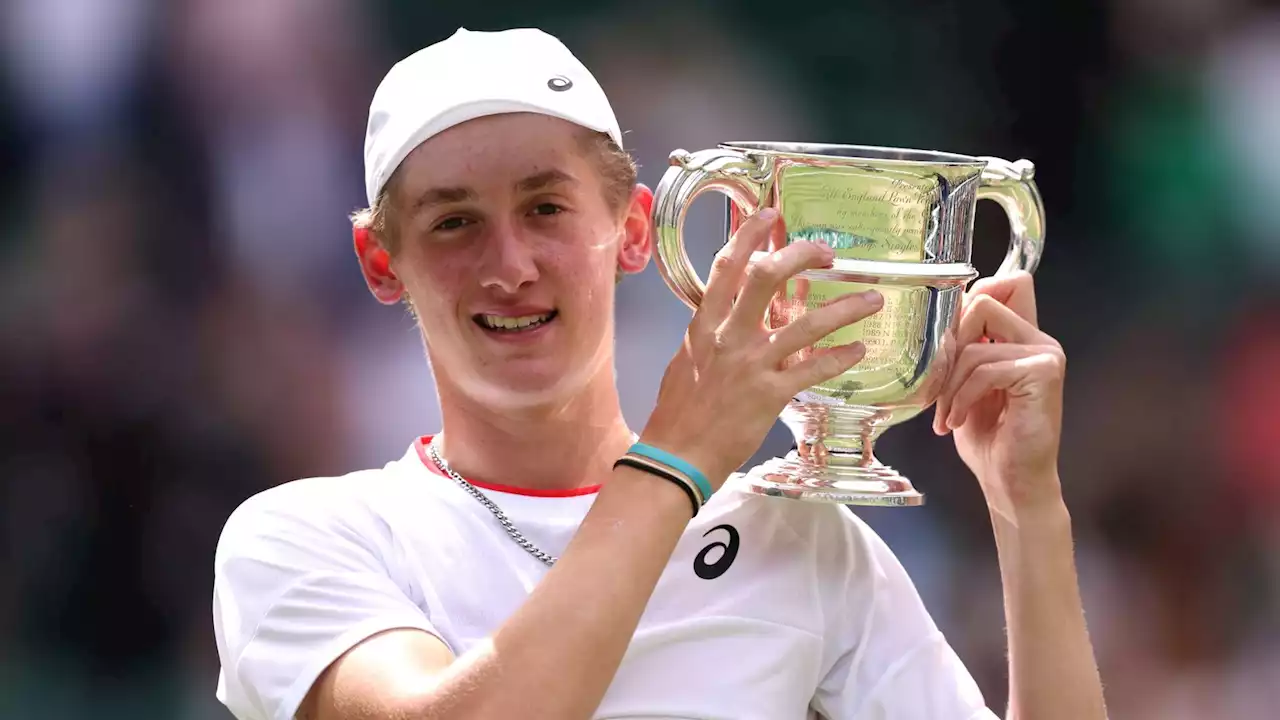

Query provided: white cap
[362,27,624,205]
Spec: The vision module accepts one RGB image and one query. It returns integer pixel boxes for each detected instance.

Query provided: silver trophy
[651,143,1045,505]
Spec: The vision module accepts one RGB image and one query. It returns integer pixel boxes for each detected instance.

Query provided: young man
[212,27,1106,720]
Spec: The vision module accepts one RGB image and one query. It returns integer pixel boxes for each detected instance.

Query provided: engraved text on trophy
[779,167,940,262]
[770,167,941,409]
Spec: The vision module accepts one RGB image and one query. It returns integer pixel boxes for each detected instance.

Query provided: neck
[431,371,634,492]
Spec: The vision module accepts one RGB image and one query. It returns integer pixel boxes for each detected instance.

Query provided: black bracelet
[614,456,700,518]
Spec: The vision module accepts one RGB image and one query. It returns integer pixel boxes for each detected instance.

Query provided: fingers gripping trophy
[651,143,1045,506]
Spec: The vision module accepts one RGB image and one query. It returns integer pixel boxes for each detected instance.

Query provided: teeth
[479,312,553,330]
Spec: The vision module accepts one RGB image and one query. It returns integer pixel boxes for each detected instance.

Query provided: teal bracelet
[627,443,713,504]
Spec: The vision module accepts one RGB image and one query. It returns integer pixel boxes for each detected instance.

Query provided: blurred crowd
[1,0,1278,718]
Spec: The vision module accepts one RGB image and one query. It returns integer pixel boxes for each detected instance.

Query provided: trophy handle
[976,157,1046,276]
[651,148,766,310]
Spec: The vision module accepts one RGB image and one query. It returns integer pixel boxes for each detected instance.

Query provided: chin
[455,361,598,412]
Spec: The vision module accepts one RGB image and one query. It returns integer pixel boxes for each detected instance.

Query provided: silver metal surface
[651,141,1046,506]
[426,442,558,566]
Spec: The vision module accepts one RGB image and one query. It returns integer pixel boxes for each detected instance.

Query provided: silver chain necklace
[426,441,559,567]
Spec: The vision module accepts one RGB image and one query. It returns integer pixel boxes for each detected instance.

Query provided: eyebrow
[410,186,478,215]
[516,169,578,193]
[407,169,579,218]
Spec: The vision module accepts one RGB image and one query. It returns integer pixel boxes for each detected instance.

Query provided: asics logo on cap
[547,75,573,91]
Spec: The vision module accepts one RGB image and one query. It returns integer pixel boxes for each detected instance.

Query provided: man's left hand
[933,270,1066,521]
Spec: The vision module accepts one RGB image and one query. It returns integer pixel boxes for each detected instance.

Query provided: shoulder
[215,460,417,570]
[691,475,924,638]
[699,474,906,609]
[211,461,448,720]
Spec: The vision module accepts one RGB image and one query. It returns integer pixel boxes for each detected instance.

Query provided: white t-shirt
[213,437,996,720]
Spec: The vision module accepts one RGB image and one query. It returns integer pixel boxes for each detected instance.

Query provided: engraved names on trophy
[779,280,927,405]
[857,290,909,353]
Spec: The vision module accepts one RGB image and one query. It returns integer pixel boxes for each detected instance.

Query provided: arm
[256,208,882,720]
[990,490,1104,720]
[933,271,1106,720]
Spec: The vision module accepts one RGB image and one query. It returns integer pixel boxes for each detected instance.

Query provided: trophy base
[743,452,925,506]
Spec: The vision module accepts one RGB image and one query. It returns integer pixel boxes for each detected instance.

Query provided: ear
[354,226,403,305]
[616,183,653,276]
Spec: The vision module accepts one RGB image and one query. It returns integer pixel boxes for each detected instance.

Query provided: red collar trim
[414,436,602,497]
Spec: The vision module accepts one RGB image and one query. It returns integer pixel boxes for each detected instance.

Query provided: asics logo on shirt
[693,524,740,580]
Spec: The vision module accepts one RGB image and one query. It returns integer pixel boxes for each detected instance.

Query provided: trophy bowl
[650,142,1045,506]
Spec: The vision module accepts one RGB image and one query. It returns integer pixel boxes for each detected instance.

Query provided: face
[357,113,652,410]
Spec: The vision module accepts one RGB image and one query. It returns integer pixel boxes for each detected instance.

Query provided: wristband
[625,442,714,505]
[614,457,700,517]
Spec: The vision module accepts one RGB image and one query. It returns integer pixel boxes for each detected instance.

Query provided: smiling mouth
[474,311,558,333]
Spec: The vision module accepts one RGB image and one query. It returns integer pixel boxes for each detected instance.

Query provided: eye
[433,216,471,232]
[531,203,563,217]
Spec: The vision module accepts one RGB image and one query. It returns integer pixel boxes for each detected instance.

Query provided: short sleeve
[212,481,443,720]
[810,512,997,720]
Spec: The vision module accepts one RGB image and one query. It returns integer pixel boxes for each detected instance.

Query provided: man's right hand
[642,207,884,485]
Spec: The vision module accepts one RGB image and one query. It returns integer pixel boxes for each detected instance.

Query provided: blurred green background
[2,0,1278,718]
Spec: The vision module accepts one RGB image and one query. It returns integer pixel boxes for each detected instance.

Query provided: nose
[478,221,539,294]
